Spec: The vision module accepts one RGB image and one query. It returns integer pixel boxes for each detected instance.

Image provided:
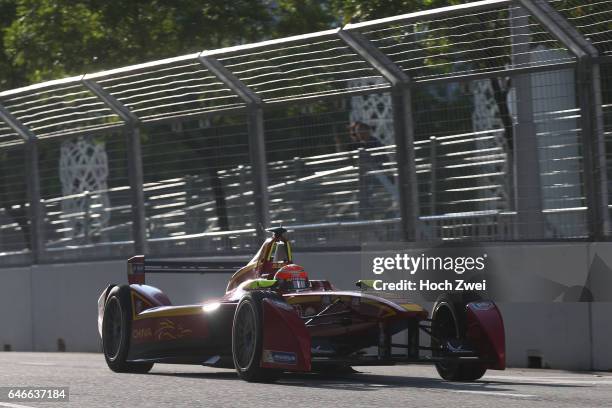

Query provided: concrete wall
[500,302,593,370]
[0,244,611,371]
[0,266,32,351]
[29,261,125,352]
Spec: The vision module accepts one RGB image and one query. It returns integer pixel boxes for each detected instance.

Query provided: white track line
[486,375,612,380]
[484,375,612,385]
[0,402,36,408]
[450,390,537,398]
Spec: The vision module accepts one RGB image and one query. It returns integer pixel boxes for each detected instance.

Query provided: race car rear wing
[127,255,245,284]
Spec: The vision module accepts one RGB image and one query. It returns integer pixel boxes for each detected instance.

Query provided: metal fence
[0,0,611,265]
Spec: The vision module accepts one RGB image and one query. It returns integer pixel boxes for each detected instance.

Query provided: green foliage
[1,0,275,88]
[0,0,19,89]
[0,0,479,90]
[273,0,338,36]
[329,0,467,24]
[0,0,601,90]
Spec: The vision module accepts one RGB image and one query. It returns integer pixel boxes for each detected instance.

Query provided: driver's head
[274,264,309,290]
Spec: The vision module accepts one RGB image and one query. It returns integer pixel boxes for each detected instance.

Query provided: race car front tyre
[102,285,154,374]
[431,293,486,382]
[232,291,282,382]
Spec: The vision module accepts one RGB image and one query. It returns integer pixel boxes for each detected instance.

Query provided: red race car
[97,227,505,382]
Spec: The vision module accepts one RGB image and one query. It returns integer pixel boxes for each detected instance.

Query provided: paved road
[0,353,611,408]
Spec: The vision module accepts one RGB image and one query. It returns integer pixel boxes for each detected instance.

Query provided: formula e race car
[98,227,505,382]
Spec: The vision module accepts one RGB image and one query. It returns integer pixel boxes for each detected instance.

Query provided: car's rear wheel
[232,292,281,382]
[102,285,153,374]
[431,293,486,381]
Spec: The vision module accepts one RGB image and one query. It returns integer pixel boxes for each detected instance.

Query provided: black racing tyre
[102,285,153,374]
[232,291,283,382]
[431,292,486,382]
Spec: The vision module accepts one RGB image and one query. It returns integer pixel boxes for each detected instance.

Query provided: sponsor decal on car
[469,301,494,311]
[132,327,152,340]
[262,350,297,365]
[155,319,193,340]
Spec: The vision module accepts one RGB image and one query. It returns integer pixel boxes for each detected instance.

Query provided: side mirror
[355,279,376,290]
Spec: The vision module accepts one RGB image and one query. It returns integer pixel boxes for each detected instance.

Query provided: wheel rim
[103,297,123,360]
[234,301,257,369]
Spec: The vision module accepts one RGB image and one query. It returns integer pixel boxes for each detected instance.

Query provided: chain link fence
[0,0,610,265]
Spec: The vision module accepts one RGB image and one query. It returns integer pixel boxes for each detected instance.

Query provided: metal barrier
[0,0,611,265]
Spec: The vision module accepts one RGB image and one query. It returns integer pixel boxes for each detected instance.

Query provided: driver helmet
[274,264,309,290]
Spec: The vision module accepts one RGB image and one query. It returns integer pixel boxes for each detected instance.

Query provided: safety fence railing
[0,0,611,266]
[34,132,592,256]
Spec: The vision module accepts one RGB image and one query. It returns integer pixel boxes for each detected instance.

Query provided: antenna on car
[266,224,287,237]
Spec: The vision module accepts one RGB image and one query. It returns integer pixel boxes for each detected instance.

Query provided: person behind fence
[345,121,398,216]
[348,121,383,155]
[347,121,387,169]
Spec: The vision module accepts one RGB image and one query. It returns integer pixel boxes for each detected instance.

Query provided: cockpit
[269,238,310,291]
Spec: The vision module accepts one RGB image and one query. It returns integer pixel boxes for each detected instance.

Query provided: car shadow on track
[148,371,239,381]
[147,369,584,393]
[276,371,584,392]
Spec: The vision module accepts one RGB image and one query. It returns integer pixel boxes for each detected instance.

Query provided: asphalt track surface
[0,353,611,408]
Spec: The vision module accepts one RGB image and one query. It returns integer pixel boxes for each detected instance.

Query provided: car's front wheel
[431,294,486,381]
[232,292,281,382]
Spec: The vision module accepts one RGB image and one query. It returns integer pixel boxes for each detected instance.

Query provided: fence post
[199,54,269,240]
[338,29,419,241]
[391,85,419,240]
[247,104,271,239]
[25,139,44,261]
[510,5,545,239]
[125,124,147,254]
[82,78,147,253]
[576,59,608,240]
[429,136,438,215]
[0,103,44,262]
[519,0,610,239]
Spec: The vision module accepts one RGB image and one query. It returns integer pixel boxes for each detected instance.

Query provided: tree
[0,0,21,90]
[329,0,467,24]
[1,0,274,87]
[273,0,338,36]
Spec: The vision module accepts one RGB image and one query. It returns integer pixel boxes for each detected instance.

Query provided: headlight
[202,302,221,313]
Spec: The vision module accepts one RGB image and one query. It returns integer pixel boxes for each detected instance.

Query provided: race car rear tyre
[102,285,154,374]
[232,291,282,382]
[431,293,486,382]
